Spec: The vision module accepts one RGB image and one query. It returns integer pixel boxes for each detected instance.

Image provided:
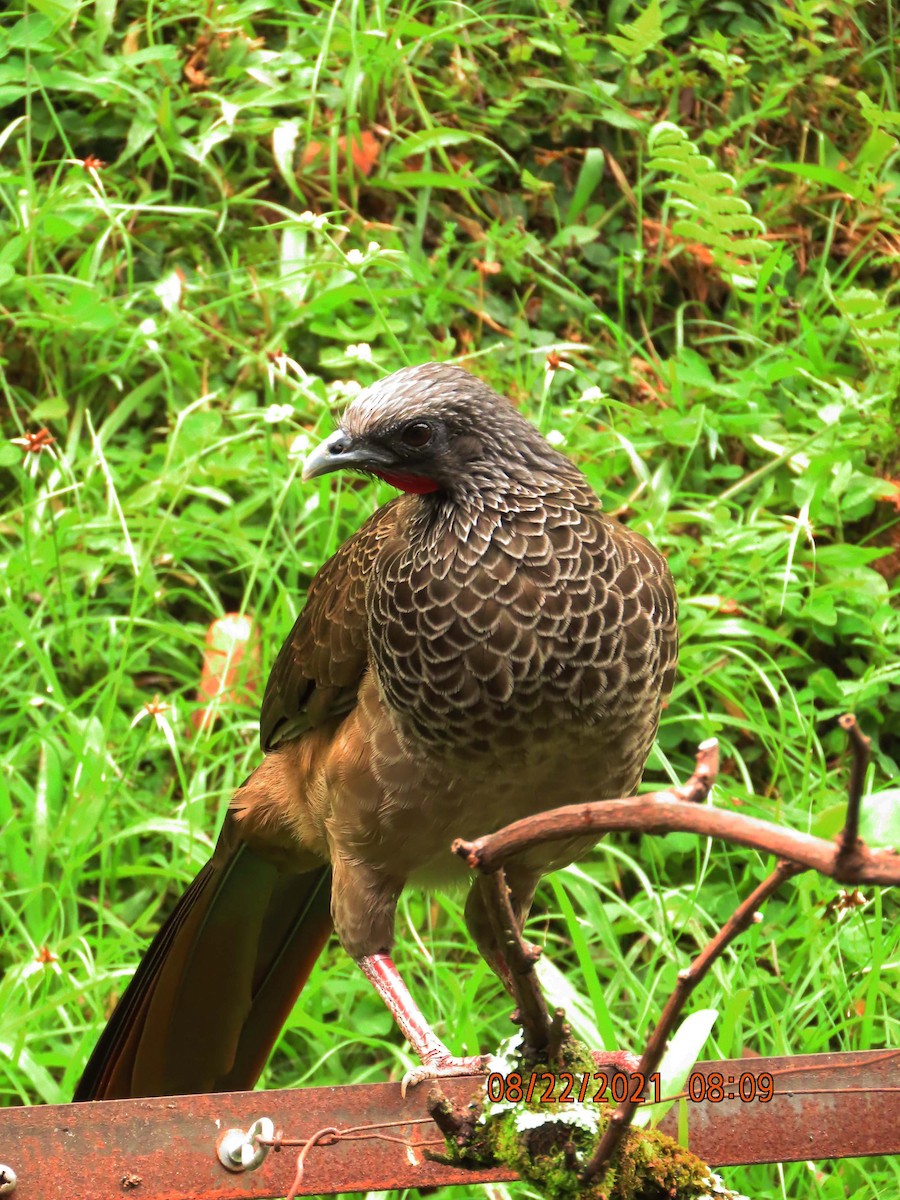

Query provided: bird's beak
[302,428,389,481]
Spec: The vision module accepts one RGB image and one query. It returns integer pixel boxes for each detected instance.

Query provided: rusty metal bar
[2,1050,897,1199]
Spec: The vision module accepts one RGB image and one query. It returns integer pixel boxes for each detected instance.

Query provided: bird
[74,361,677,1101]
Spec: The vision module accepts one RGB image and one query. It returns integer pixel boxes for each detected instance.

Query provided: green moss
[610,1128,713,1199]
[486,1104,713,1199]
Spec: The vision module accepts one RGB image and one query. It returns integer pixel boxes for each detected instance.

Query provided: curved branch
[453,783,900,886]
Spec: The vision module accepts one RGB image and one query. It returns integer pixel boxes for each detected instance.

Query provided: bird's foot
[401,1049,494,1098]
[591,1049,642,1075]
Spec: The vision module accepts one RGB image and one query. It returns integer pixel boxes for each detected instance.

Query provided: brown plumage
[75,362,677,1101]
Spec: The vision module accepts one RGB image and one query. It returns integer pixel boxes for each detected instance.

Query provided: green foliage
[1,1,898,1196]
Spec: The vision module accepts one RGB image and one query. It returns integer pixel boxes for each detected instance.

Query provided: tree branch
[453,742,899,886]
[445,720,896,1183]
[483,868,553,1054]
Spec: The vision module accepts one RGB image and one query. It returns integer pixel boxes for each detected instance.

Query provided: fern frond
[647,122,769,289]
[833,285,900,367]
[607,0,664,63]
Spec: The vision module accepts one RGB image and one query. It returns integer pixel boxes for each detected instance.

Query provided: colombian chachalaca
[75,362,677,1101]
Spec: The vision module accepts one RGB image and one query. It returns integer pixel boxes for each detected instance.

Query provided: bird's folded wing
[259,497,402,750]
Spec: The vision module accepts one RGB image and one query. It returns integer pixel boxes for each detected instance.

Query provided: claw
[400,1052,493,1099]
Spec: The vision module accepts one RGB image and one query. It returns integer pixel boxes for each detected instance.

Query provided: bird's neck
[403,468,598,559]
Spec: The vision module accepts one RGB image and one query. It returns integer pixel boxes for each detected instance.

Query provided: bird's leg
[465,870,539,1002]
[358,953,492,1095]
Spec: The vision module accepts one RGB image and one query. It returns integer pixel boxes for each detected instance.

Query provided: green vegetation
[1,1,898,1197]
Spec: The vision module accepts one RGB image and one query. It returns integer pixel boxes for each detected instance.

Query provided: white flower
[154,270,183,313]
[580,385,606,403]
[220,100,239,128]
[366,241,380,254]
[19,946,62,981]
[328,379,363,402]
[346,248,365,266]
[546,429,566,447]
[264,403,294,424]
[346,343,373,363]
[139,317,159,352]
[295,211,329,231]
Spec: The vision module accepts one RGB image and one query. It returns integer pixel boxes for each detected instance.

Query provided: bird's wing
[259,497,402,751]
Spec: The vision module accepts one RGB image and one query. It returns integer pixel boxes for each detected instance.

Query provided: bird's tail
[74,816,333,1100]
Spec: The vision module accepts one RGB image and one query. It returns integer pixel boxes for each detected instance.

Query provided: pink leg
[359,953,491,1095]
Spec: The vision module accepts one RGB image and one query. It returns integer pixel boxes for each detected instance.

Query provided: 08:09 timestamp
[485,1070,774,1106]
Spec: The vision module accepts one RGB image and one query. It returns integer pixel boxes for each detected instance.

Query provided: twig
[836,714,871,870]
[547,1007,568,1067]
[454,797,900,884]
[484,868,552,1054]
[674,737,719,801]
[580,859,802,1187]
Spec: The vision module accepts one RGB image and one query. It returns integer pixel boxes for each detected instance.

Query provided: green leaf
[857,90,900,133]
[567,147,605,223]
[31,397,68,421]
[772,161,868,201]
[373,170,480,192]
[806,593,837,626]
[550,225,601,248]
[6,13,56,49]
[832,286,900,365]
[520,168,554,195]
[640,1009,718,1129]
[811,802,847,841]
[389,127,473,161]
[859,791,900,851]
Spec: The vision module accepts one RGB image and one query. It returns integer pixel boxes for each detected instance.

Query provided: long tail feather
[75,818,332,1100]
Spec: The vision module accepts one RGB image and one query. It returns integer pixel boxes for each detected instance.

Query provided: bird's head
[301,362,572,497]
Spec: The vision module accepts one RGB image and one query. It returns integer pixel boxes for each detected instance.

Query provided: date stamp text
[485,1070,774,1105]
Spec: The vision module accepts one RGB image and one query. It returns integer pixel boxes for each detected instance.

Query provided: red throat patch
[374,470,440,494]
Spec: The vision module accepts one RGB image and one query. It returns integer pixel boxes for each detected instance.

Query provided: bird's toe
[401,1052,494,1098]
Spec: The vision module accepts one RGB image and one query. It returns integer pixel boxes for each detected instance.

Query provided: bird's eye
[400,421,432,449]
